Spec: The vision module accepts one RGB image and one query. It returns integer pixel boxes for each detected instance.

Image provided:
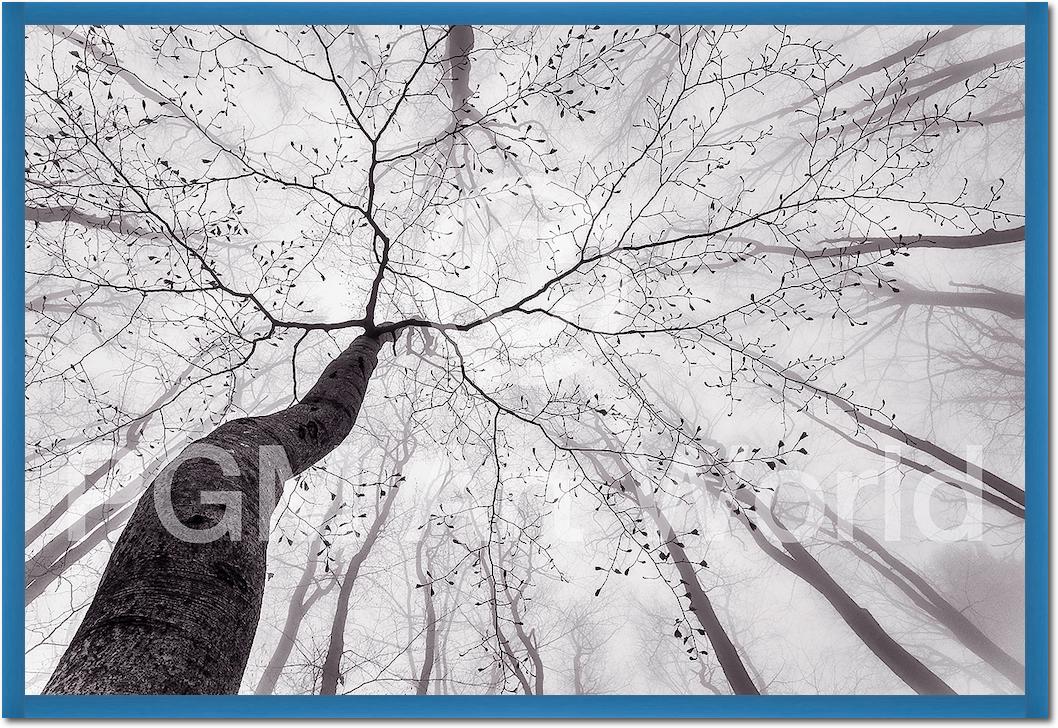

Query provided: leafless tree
[24,23,1025,695]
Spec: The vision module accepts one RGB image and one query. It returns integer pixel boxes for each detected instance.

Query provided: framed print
[2,1,1048,718]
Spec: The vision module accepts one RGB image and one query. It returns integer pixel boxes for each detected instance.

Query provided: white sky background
[22,24,1025,696]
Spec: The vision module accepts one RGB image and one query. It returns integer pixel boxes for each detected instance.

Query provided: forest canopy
[25,23,1025,695]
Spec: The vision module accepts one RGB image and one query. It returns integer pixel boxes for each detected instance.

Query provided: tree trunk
[26,498,134,605]
[254,494,344,695]
[25,412,151,547]
[572,647,586,694]
[822,505,1024,689]
[26,451,166,605]
[44,333,383,695]
[447,26,475,120]
[787,366,1024,511]
[503,580,544,694]
[480,549,534,695]
[730,488,956,695]
[29,379,289,604]
[414,531,438,695]
[779,534,955,694]
[253,554,334,695]
[25,360,197,547]
[807,411,1024,519]
[654,509,760,695]
[579,450,760,695]
[317,482,400,695]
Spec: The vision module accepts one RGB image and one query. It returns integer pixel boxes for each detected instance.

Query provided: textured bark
[317,482,400,695]
[44,334,383,695]
[28,379,287,603]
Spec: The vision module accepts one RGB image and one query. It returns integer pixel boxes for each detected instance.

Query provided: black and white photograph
[21,19,1029,699]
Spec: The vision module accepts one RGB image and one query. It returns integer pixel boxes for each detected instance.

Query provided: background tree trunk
[254,494,344,695]
[821,504,1024,689]
[317,481,400,694]
[578,450,760,695]
[447,25,475,120]
[414,531,438,695]
[730,487,956,695]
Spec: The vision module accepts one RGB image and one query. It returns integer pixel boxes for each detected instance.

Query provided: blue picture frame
[2,2,1048,718]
